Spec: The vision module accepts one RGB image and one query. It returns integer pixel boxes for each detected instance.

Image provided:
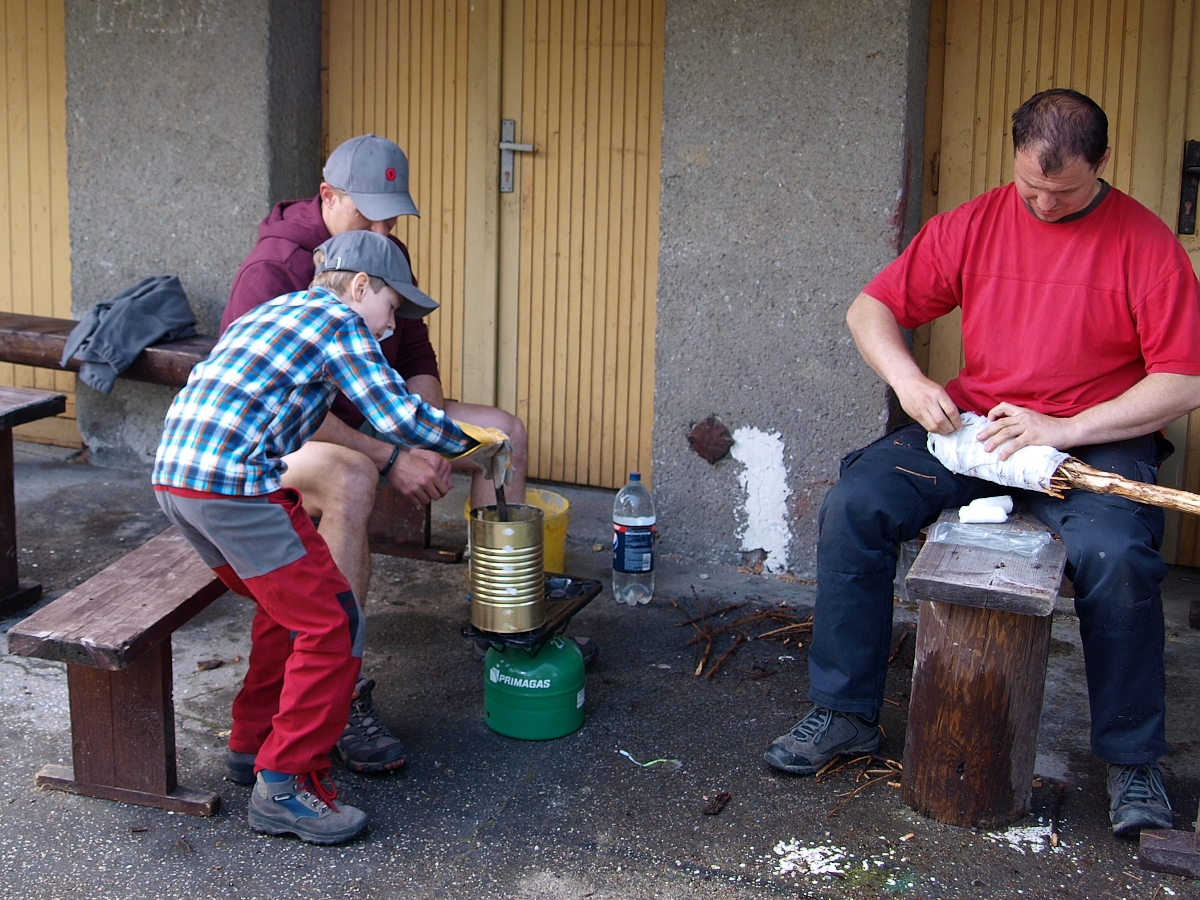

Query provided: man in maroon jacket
[220,134,528,782]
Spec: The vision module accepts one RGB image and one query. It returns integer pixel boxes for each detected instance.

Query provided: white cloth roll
[927,413,1067,493]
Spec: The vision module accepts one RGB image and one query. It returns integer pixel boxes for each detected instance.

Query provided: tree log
[901,599,1052,828]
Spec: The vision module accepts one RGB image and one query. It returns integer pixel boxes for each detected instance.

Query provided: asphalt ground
[2,442,1200,899]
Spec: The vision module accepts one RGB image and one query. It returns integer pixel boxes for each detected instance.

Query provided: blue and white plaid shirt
[153,288,473,496]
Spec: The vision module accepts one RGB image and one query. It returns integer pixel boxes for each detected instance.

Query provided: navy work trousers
[809,422,1169,765]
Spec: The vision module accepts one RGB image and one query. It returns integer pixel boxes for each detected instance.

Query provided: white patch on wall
[730,426,792,573]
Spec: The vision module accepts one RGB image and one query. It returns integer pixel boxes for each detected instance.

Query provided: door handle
[500,120,534,193]
[1178,140,1200,234]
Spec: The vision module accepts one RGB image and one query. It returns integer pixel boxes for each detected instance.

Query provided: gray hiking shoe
[764,706,881,775]
[247,770,368,845]
[225,749,257,785]
[1107,762,1173,836]
[335,679,406,775]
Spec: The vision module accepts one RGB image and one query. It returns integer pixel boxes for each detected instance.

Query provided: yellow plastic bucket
[466,487,570,573]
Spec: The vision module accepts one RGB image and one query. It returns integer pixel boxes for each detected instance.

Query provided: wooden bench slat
[0,312,215,388]
[0,312,455,562]
[7,527,226,670]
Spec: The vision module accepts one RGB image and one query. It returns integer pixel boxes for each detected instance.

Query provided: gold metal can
[469,505,545,633]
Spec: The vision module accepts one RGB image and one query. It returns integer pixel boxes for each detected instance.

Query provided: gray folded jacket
[60,275,198,393]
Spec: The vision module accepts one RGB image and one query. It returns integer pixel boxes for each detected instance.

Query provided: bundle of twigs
[1049,457,1200,515]
[671,592,813,679]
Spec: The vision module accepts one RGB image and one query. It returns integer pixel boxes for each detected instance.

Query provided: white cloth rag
[958,495,1014,523]
[927,412,1068,493]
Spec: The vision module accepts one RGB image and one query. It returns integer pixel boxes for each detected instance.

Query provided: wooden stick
[756,621,814,639]
[674,602,747,627]
[494,483,509,522]
[704,635,745,679]
[1053,458,1200,515]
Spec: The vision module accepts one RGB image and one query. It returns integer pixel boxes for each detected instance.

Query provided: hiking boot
[225,749,257,785]
[1107,762,1173,836]
[247,770,367,845]
[335,679,406,775]
[764,706,881,775]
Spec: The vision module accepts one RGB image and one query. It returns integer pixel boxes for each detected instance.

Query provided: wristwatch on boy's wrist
[379,444,402,476]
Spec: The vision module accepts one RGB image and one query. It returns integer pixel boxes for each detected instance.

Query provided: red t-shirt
[865,182,1200,417]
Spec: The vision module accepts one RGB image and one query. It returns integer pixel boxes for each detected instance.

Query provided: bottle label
[613,523,655,573]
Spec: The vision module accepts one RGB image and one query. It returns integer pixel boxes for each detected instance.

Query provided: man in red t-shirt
[764,90,1200,837]
[219,135,529,783]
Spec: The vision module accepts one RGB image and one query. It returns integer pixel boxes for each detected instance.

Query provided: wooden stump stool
[901,510,1067,829]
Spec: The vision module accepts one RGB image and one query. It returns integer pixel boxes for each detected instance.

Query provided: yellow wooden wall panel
[926,0,1200,561]
[327,0,471,403]
[0,0,78,446]
[327,0,662,487]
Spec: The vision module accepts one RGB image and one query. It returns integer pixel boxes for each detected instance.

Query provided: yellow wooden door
[1,0,78,446]
[324,0,663,488]
[920,0,1200,562]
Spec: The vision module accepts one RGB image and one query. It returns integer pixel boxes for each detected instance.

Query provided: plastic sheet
[927,521,1054,557]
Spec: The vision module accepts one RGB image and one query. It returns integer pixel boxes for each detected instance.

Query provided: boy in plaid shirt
[154,230,503,844]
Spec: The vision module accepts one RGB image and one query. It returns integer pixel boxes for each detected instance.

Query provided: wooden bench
[7,527,227,815]
[901,508,1068,829]
[0,311,460,562]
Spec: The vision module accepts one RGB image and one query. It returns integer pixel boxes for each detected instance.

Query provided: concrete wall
[64,0,321,468]
[653,0,930,575]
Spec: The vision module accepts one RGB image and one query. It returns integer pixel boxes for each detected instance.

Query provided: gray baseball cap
[313,231,439,319]
[322,134,420,221]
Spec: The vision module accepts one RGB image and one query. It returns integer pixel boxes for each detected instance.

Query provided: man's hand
[893,373,963,435]
[980,403,1076,460]
[846,292,962,435]
[386,447,453,504]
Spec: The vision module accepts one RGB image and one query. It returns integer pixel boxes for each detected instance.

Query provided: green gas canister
[483,636,585,739]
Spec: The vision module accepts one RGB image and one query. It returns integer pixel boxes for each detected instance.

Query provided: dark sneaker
[247,770,367,845]
[472,636,600,667]
[335,679,406,775]
[764,706,881,775]
[225,749,257,785]
[1107,762,1173,836]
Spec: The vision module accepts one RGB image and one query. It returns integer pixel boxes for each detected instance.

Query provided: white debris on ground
[984,823,1066,854]
[773,840,848,876]
[771,838,913,879]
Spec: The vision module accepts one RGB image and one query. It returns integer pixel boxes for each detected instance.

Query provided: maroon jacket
[222,195,440,428]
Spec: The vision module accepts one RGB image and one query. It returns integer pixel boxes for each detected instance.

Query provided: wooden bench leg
[0,429,40,616]
[901,599,1052,829]
[36,639,219,816]
[367,484,462,563]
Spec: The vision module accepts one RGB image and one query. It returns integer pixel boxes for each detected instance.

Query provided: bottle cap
[629,473,641,482]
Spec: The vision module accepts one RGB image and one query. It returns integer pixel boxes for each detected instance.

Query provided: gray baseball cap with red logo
[314,231,439,319]
[322,134,420,222]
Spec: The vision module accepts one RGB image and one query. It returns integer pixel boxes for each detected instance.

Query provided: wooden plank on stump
[905,510,1067,616]
[901,598,1053,828]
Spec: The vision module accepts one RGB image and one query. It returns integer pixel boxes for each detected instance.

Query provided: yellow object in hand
[448,420,512,486]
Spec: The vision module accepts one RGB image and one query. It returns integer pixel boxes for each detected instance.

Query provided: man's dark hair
[1011,89,1108,174]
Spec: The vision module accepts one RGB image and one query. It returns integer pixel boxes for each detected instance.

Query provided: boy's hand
[450,422,512,486]
[388,447,453,504]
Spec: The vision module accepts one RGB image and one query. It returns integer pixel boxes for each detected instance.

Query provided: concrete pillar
[64,0,321,468]
[652,0,931,573]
